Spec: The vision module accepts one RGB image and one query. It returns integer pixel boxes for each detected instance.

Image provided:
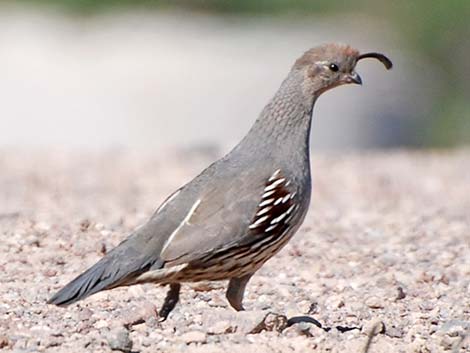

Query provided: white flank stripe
[156,189,181,214]
[282,194,291,203]
[269,169,281,181]
[264,224,279,233]
[270,212,288,225]
[274,197,283,206]
[264,178,286,191]
[134,263,188,283]
[286,204,296,215]
[259,198,275,207]
[161,199,201,253]
[262,190,276,198]
[256,206,272,216]
[249,215,269,229]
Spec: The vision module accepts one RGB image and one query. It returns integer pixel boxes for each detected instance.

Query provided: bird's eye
[329,63,339,72]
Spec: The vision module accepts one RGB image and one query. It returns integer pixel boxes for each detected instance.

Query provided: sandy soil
[0,148,469,352]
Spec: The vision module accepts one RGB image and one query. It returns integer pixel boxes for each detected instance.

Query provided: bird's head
[293,43,392,96]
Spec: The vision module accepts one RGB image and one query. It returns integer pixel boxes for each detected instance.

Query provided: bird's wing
[47,165,300,306]
[158,167,300,265]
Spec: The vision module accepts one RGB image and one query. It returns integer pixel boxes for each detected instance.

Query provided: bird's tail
[48,237,160,306]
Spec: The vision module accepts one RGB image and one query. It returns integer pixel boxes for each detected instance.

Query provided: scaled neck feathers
[235,68,317,158]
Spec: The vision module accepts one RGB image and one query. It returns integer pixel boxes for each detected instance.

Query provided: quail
[48,43,392,319]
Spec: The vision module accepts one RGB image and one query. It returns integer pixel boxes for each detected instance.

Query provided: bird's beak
[345,72,362,85]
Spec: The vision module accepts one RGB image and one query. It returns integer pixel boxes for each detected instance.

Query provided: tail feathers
[48,252,159,307]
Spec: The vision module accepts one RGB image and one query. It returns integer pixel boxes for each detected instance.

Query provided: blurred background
[0,0,468,151]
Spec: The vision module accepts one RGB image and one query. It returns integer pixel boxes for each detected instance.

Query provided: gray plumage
[48,43,392,318]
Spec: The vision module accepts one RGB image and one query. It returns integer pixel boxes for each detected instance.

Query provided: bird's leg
[158,283,181,321]
[226,274,253,311]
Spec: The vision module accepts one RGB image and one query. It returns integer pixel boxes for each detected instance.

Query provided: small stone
[207,320,234,335]
[43,336,63,348]
[421,272,434,283]
[446,323,468,337]
[43,269,57,277]
[307,302,319,315]
[283,325,303,337]
[99,242,107,255]
[396,286,406,300]
[132,323,147,333]
[386,326,404,338]
[362,319,386,336]
[439,274,450,285]
[0,336,10,349]
[208,294,227,308]
[283,322,318,338]
[145,316,160,328]
[202,309,269,334]
[35,222,51,232]
[76,320,93,334]
[100,230,112,237]
[365,296,384,309]
[128,285,145,298]
[122,302,158,327]
[325,296,344,309]
[107,328,133,352]
[55,257,66,265]
[440,335,460,350]
[190,282,219,292]
[78,308,93,321]
[25,235,40,247]
[250,312,288,334]
[419,301,434,311]
[80,219,91,232]
[94,319,109,329]
[411,337,429,353]
[180,331,207,344]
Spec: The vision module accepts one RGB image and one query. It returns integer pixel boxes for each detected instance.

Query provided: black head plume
[357,52,393,70]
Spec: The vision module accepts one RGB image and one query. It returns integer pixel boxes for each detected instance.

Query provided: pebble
[180,331,207,344]
[207,320,234,335]
[0,336,9,349]
[386,326,404,338]
[307,302,319,315]
[80,219,91,231]
[439,335,460,350]
[396,286,406,300]
[365,296,385,309]
[128,285,145,298]
[43,269,57,277]
[106,328,133,352]
[34,222,51,232]
[208,294,228,308]
[94,320,109,329]
[190,282,220,292]
[283,322,320,338]
[77,308,93,322]
[121,302,158,327]
[362,319,386,336]
[325,296,345,309]
[419,301,434,311]
[410,337,429,353]
[25,235,40,247]
[250,312,288,334]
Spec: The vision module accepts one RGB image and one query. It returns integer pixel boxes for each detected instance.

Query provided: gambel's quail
[48,43,392,319]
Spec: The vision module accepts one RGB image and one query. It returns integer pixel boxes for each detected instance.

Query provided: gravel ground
[0,148,469,352]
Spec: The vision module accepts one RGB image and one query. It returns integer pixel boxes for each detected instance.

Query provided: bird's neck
[236,69,317,159]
